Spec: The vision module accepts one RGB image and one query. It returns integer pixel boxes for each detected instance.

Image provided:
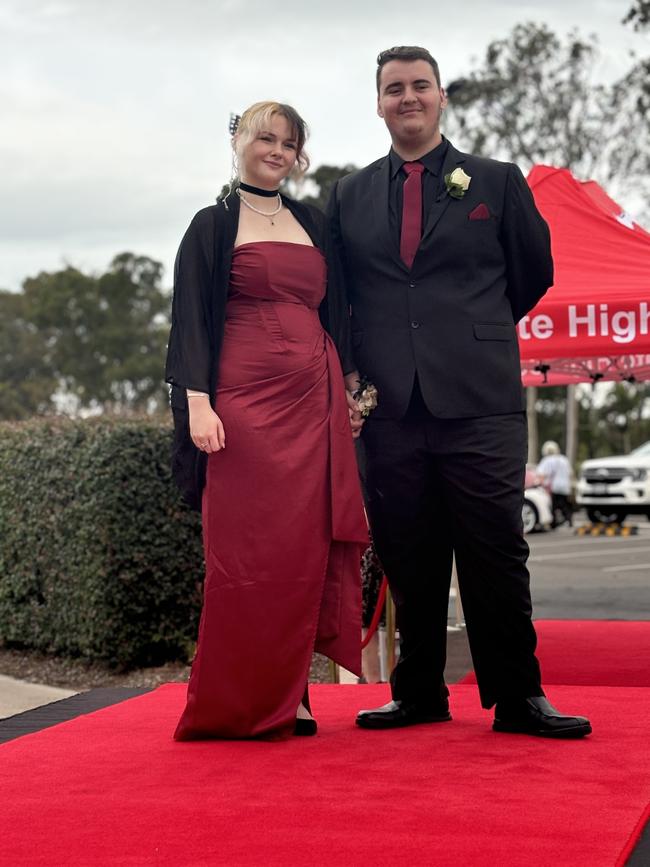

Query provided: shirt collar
[389,137,449,179]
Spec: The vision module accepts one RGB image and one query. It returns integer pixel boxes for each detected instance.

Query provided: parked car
[576,441,650,524]
[523,465,553,534]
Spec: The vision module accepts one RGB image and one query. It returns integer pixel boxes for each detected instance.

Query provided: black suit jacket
[165,193,353,510]
[327,142,553,419]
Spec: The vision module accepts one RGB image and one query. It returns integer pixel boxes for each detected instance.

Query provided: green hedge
[0,417,203,668]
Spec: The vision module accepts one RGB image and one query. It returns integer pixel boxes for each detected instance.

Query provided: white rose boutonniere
[352,377,379,417]
[444,167,471,199]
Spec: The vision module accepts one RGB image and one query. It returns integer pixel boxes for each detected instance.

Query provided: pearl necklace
[236,188,283,225]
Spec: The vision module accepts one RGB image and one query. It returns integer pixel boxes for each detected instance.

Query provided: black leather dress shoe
[356,699,452,729]
[493,696,592,738]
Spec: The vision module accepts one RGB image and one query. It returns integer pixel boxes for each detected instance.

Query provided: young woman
[165,102,367,739]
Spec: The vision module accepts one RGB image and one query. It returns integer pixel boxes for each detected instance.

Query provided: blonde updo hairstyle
[233,101,310,181]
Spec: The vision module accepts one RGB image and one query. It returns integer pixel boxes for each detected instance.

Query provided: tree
[444,22,650,219]
[19,254,170,415]
[534,386,567,449]
[94,253,170,412]
[619,1,650,172]
[298,164,357,210]
[594,382,650,455]
[624,0,650,29]
[0,291,58,419]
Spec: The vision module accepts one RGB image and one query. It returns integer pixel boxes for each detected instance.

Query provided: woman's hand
[188,396,226,453]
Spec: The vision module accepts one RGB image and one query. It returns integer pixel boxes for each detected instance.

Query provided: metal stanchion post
[328,659,340,684]
[378,626,387,682]
[453,557,464,628]
[385,588,396,676]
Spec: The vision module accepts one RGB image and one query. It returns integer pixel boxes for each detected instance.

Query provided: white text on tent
[518,302,650,345]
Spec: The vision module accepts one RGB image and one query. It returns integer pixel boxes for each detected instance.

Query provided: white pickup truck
[576,441,650,523]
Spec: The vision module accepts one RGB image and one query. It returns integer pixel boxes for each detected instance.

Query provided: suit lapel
[420,144,467,247]
[371,157,407,270]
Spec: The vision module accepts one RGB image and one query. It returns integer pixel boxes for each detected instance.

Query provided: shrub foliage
[0,417,203,668]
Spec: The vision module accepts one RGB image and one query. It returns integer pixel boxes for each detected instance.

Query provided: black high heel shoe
[294,684,318,736]
[294,717,318,736]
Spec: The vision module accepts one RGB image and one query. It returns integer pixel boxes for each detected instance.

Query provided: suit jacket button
[411,320,420,329]
[409,282,416,288]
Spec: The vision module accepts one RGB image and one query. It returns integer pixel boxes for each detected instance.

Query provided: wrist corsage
[352,376,379,417]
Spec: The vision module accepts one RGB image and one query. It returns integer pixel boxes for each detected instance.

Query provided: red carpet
[1,683,649,866]
[460,620,650,686]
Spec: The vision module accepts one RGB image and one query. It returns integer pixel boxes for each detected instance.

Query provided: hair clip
[229,113,241,135]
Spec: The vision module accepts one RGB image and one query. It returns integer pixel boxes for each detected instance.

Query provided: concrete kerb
[0,674,76,719]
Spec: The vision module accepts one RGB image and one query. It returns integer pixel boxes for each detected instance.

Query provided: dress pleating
[174,241,368,740]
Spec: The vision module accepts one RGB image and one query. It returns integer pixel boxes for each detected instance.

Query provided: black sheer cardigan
[164,193,354,511]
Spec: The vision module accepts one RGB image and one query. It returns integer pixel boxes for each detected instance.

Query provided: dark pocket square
[468,203,491,221]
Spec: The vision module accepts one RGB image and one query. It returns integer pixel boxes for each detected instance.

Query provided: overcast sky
[1,0,646,292]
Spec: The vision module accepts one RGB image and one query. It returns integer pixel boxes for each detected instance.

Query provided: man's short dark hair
[376,46,441,92]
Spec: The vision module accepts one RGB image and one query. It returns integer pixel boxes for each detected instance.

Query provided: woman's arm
[165,209,215,394]
[165,208,226,453]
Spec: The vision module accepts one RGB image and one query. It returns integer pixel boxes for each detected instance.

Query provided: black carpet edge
[0,686,153,744]
[625,812,650,866]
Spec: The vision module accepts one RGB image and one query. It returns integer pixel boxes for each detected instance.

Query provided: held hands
[344,371,364,440]
[187,372,365,450]
[188,396,226,453]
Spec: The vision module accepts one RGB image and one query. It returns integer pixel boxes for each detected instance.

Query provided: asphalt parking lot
[443,513,650,681]
[528,513,650,620]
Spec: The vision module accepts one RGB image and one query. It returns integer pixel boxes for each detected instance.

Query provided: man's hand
[344,371,361,394]
[346,390,364,439]
[344,370,364,439]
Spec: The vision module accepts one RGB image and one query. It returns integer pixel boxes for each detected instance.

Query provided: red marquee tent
[519,166,650,386]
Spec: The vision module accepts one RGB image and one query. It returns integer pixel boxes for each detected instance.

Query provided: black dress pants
[361,391,543,709]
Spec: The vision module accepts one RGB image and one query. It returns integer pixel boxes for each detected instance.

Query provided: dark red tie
[400,161,425,268]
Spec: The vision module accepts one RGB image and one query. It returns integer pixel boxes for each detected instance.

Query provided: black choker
[238,181,280,198]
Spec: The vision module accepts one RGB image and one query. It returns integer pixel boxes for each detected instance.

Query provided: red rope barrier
[361,576,388,649]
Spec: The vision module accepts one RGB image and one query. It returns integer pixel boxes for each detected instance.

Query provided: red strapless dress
[174,241,368,740]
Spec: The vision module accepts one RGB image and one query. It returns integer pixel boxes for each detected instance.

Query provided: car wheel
[522,500,538,534]
[586,507,628,524]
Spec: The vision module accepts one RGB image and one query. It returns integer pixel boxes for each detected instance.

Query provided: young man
[328,46,590,737]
